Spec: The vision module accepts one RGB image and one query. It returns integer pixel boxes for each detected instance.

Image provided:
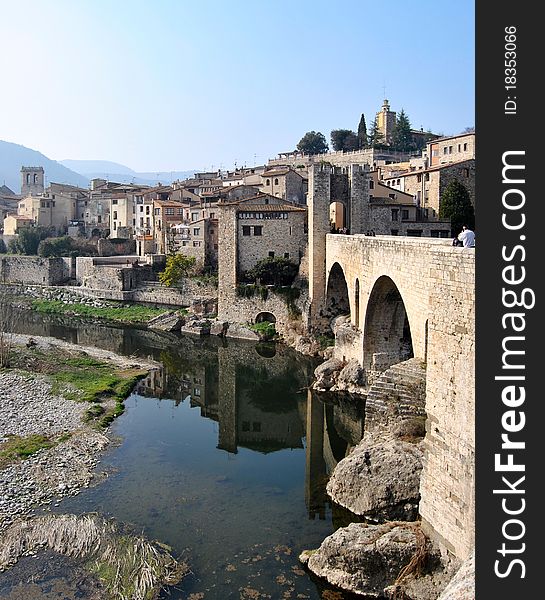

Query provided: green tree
[439,180,475,235]
[391,109,413,152]
[10,227,44,255]
[357,113,368,149]
[38,236,74,257]
[159,254,197,287]
[245,257,298,287]
[296,131,328,155]
[367,117,384,148]
[330,129,358,152]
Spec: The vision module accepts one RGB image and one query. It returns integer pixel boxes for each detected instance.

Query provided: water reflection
[7,309,367,599]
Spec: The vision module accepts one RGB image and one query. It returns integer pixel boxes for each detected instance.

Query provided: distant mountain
[60,159,196,186]
[0,140,89,193]
[60,159,135,176]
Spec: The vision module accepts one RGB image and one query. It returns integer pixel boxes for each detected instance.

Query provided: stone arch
[362,275,414,376]
[329,201,347,231]
[325,262,350,323]
[255,311,276,324]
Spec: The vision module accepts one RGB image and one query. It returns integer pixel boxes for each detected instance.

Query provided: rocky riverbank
[0,334,187,598]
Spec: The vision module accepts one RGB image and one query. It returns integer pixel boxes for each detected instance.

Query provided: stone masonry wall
[0,255,70,286]
[324,235,475,560]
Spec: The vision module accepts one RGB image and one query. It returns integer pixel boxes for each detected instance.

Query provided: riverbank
[0,334,187,599]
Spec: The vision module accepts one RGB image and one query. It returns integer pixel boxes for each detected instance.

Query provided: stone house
[17,186,80,233]
[170,217,219,268]
[427,132,475,167]
[260,167,305,204]
[383,159,475,217]
[218,193,307,276]
[3,214,33,235]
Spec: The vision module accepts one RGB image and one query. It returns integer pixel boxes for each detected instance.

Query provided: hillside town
[0,100,476,600]
[1,101,475,300]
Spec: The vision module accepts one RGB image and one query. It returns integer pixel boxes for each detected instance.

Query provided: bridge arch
[255,311,276,324]
[362,275,414,377]
[325,262,350,325]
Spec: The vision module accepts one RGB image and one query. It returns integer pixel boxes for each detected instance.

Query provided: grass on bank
[0,434,54,467]
[8,349,147,430]
[31,299,168,324]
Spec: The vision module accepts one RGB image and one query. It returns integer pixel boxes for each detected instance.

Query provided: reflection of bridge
[309,233,475,560]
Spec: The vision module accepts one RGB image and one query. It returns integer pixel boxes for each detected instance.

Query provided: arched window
[274,178,279,185]
[33,174,38,184]
[266,179,270,186]
[26,174,30,185]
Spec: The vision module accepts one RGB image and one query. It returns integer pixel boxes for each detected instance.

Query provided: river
[3,309,366,599]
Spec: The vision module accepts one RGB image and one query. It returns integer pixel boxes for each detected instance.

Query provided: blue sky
[0,0,475,172]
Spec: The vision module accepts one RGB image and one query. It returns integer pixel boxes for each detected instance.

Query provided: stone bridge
[310,235,475,561]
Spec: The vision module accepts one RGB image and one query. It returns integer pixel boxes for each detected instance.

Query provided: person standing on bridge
[457,225,475,248]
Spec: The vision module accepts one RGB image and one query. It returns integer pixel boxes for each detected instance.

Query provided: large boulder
[313,357,344,391]
[437,552,474,600]
[327,437,423,521]
[224,323,259,341]
[333,358,366,393]
[301,522,426,598]
[147,312,184,332]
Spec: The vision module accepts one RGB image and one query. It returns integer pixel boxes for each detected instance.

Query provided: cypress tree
[357,113,368,149]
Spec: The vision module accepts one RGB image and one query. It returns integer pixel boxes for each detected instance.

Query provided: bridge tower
[307,162,369,330]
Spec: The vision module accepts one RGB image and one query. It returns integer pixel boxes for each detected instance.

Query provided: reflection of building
[215,348,305,454]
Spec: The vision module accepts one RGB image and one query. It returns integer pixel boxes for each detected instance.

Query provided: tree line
[296,110,436,155]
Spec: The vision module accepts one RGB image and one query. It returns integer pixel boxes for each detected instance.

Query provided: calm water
[6,309,366,599]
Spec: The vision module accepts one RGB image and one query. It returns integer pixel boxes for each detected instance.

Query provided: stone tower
[21,166,45,196]
[307,163,369,330]
[376,99,397,144]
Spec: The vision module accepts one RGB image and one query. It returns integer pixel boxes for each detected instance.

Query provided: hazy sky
[0,0,475,172]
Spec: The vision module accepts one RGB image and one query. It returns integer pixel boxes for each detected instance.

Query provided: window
[417,174,422,183]
[463,168,470,177]
[252,422,261,432]
[165,208,174,215]
[284,252,290,259]
[397,179,401,185]
[443,147,448,155]
[458,144,461,152]
[407,229,422,237]
[191,212,199,221]
[113,222,117,230]
[98,216,102,223]
[242,225,251,236]
[402,209,409,220]
[210,229,215,235]
[269,251,275,258]
[193,228,200,236]
[154,208,160,215]
[113,211,118,220]
[210,212,215,219]
[112,199,118,205]
[274,178,279,185]
[425,173,430,181]
[266,179,270,186]
[254,225,262,236]
[178,207,183,215]
[391,229,398,235]
[146,206,150,214]
[26,174,30,185]
[34,174,38,184]
[369,180,374,189]
[139,206,143,212]
[389,193,396,199]
[463,143,468,151]
[391,209,399,221]
[449,146,453,154]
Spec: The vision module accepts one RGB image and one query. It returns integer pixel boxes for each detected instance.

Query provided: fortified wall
[0,255,73,286]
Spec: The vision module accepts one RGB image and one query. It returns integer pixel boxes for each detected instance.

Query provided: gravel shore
[0,334,157,535]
